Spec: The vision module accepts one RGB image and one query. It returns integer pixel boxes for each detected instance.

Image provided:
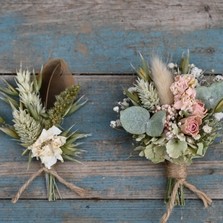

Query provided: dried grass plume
[151,57,174,105]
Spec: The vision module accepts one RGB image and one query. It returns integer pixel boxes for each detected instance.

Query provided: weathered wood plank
[0,161,223,199]
[0,200,223,223]
[0,1,223,73]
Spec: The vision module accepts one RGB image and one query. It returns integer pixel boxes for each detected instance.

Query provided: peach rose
[191,100,207,118]
[180,116,202,137]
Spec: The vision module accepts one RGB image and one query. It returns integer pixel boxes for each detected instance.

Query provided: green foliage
[60,127,90,160]
[135,78,160,110]
[196,81,223,109]
[120,106,150,134]
[120,106,166,137]
[136,54,152,82]
[13,108,42,146]
[44,85,80,129]
[144,145,166,163]
[146,111,166,137]
[166,139,187,159]
[180,50,190,74]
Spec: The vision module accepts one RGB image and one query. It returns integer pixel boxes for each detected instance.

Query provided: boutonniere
[111,52,223,222]
[0,59,90,202]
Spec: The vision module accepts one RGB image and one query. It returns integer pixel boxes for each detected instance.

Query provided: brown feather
[39,59,75,108]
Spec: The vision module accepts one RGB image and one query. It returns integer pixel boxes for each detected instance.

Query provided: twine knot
[160,162,212,223]
[11,167,88,203]
[166,162,187,180]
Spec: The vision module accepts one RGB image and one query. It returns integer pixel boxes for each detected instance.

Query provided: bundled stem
[11,167,88,203]
[161,162,212,223]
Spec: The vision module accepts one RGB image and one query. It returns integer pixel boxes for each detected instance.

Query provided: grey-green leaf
[146,111,166,137]
[196,82,223,109]
[120,106,150,134]
[166,139,187,159]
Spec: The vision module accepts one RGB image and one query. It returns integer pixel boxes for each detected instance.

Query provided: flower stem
[165,178,185,206]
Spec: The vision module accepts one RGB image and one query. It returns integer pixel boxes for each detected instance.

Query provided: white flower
[28,126,66,169]
[202,124,212,133]
[213,75,223,82]
[113,106,120,113]
[167,63,175,69]
[110,121,116,128]
[191,67,202,78]
[214,112,223,121]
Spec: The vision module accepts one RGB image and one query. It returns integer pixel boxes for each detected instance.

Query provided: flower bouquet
[0,59,90,202]
[111,52,223,222]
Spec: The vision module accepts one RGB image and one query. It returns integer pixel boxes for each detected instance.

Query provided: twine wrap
[160,162,212,223]
[11,167,88,203]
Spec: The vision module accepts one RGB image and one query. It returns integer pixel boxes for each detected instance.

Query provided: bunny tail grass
[151,57,174,105]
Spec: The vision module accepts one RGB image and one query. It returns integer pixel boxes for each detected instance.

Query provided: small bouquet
[0,59,90,203]
[111,52,223,222]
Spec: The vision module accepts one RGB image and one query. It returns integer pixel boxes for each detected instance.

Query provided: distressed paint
[0,161,222,200]
[0,200,223,223]
[0,1,223,73]
[0,1,223,222]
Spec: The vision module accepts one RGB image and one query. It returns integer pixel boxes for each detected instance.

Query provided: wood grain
[0,1,223,73]
[0,161,223,200]
[0,200,223,223]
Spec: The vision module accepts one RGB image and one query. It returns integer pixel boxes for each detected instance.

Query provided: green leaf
[180,50,189,74]
[214,98,223,113]
[166,139,188,159]
[137,53,152,81]
[0,126,19,139]
[120,106,150,134]
[0,116,4,124]
[196,82,223,109]
[196,143,204,156]
[144,144,165,163]
[124,89,140,105]
[146,111,166,137]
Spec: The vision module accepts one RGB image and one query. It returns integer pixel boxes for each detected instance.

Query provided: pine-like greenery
[44,85,80,129]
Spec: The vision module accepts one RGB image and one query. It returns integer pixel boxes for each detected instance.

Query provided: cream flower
[28,126,66,169]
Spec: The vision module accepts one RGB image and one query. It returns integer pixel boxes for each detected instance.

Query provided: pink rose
[191,100,207,118]
[180,116,202,137]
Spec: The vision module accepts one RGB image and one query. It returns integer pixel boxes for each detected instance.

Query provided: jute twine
[11,167,88,203]
[160,162,212,223]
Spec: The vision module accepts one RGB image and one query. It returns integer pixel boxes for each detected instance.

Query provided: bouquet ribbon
[12,167,88,203]
[161,162,212,223]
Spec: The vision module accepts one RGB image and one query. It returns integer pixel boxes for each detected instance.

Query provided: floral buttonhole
[0,59,90,202]
[111,51,223,223]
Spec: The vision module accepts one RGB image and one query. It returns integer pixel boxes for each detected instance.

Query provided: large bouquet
[0,59,90,202]
[111,52,223,222]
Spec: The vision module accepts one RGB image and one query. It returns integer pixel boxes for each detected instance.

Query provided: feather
[151,57,174,105]
[39,59,75,109]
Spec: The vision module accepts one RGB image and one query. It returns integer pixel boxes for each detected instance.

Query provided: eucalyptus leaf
[196,82,223,109]
[166,139,188,159]
[146,111,166,137]
[120,106,150,134]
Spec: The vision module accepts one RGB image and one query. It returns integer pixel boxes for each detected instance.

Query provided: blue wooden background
[0,1,223,223]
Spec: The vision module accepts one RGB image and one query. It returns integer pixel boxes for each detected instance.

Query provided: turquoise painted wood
[0,1,223,73]
[1,200,223,223]
[0,1,223,222]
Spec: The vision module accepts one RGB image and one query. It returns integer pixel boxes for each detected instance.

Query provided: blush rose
[180,116,202,137]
